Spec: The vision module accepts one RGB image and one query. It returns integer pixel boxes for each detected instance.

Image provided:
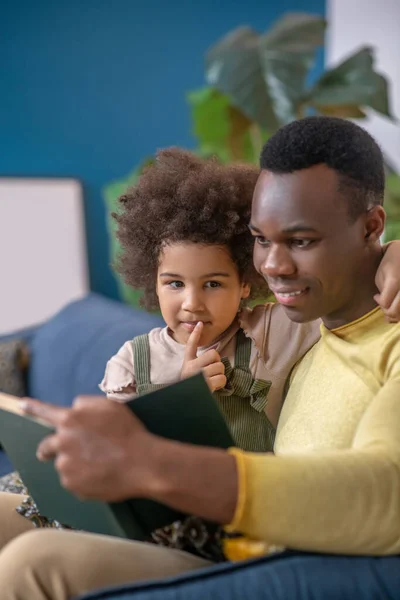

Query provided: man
[0,117,399,599]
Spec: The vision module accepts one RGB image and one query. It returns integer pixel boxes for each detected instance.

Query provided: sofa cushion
[0,339,28,397]
[28,293,164,407]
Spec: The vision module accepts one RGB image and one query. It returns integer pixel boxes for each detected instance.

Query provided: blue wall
[1,0,325,299]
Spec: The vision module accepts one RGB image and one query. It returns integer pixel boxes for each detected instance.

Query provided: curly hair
[260,116,385,221]
[113,148,269,310]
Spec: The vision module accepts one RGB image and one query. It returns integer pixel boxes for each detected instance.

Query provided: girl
[100,148,318,452]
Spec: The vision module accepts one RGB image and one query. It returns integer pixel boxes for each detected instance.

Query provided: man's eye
[168,281,184,289]
[256,236,270,247]
[290,239,313,249]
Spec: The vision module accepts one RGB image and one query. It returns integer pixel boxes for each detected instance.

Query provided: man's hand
[376,241,400,322]
[181,322,227,392]
[20,396,159,502]
[19,395,239,525]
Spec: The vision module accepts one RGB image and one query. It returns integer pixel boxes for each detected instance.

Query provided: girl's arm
[376,241,400,321]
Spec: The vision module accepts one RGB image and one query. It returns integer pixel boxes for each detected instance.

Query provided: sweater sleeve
[99,341,137,402]
[228,376,400,555]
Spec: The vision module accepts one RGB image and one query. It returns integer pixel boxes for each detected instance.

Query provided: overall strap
[233,328,252,368]
[131,334,151,388]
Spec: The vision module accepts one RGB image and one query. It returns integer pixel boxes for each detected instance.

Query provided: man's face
[250,164,374,328]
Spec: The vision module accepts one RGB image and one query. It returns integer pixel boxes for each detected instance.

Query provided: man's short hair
[260,116,385,221]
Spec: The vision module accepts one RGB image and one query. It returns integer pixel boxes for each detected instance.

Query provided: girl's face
[156,242,250,346]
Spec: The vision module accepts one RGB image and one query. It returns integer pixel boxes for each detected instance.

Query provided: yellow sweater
[228,307,400,556]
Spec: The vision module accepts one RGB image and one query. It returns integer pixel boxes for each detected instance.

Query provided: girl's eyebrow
[159,272,231,278]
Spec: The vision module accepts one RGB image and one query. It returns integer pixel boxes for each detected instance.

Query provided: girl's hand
[181,322,227,392]
[375,241,400,322]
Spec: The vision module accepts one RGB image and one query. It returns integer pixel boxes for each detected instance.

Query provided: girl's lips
[180,321,210,332]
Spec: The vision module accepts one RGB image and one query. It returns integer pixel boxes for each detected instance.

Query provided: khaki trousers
[0,492,211,600]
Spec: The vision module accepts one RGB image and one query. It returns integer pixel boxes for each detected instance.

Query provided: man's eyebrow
[282,224,318,234]
[248,223,318,234]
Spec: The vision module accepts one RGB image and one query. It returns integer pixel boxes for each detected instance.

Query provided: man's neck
[322,249,383,330]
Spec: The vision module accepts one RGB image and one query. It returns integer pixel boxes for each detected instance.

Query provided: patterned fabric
[151,517,226,562]
[0,471,27,494]
[0,471,72,529]
[0,339,28,397]
[0,471,70,530]
[16,495,72,529]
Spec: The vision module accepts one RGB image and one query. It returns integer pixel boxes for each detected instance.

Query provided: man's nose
[260,244,296,279]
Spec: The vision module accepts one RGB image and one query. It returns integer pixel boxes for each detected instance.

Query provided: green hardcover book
[0,374,235,540]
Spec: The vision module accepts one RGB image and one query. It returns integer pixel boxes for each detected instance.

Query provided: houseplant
[104,12,398,307]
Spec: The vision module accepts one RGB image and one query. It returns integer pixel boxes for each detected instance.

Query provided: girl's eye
[290,239,314,249]
[205,281,221,289]
[256,236,270,247]
[168,281,184,289]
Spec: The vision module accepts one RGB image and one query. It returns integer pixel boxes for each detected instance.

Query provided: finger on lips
[184,321,203,361]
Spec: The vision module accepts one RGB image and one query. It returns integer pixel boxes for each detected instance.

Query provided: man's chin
[281,305,318,324]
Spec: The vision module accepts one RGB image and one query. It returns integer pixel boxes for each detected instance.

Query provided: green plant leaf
[312,105,367,119]
[368,73,395,120]
[308,47,394,119]
[205,26,280,131]
[384,220,400,243]
[258,12,326,123]
[187,86,259,163]
[103,163,151,309]
[205,13,325,130]
[385,172,400,220]
[187,87,231,160]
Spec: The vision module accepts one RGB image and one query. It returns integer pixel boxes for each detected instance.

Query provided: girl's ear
[241,282,251,299]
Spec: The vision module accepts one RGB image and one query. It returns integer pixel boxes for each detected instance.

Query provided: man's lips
[269,286,309,306]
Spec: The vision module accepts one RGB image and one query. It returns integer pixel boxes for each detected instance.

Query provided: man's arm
[146,438,238,524]
[22,376,400,555]
[226,377,400,556]
[152,379,400,556]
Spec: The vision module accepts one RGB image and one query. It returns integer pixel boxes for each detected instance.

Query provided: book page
[0,393,52,428]
[0,393,23,415]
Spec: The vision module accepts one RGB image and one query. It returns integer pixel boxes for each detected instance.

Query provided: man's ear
[364,205,386,243]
